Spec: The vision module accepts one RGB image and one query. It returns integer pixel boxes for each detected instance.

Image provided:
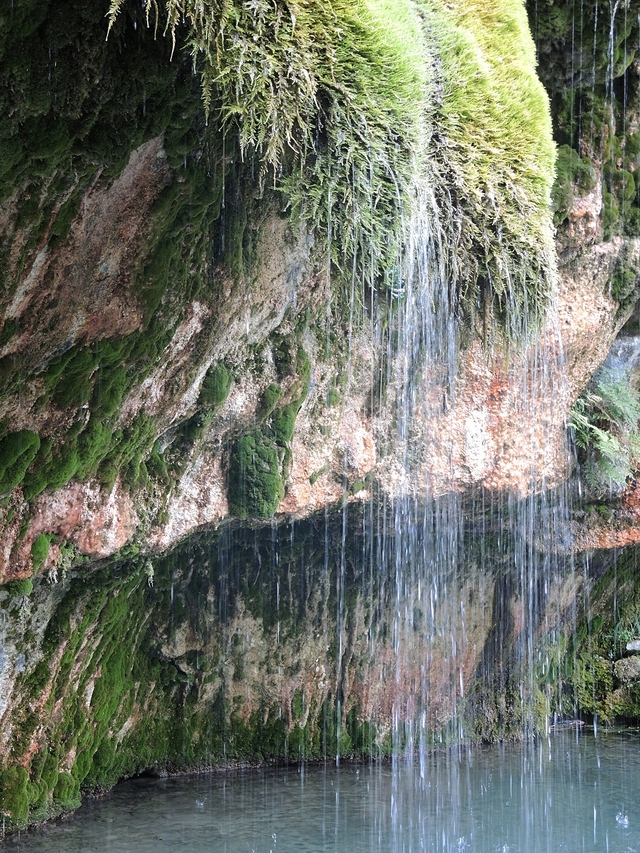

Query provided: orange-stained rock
[0,481,139,582]
[1,134,639,573]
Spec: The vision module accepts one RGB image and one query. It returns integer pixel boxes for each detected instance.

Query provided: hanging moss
[424,0,557,337]
[105,0,556,339]
[0,0,194,203]
[611,249,640,316]
[30,534,51,571]
[228,431,284,519]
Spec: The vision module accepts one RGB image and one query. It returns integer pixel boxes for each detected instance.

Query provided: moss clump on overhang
[107,0,557,339]
[407,0,557,338]
[424,0,557,338]
[108,0,432,306]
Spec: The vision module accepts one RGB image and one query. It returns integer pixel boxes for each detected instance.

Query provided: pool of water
[5,730,640,853]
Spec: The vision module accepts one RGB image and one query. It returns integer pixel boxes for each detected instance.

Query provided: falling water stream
[6,731,640,852]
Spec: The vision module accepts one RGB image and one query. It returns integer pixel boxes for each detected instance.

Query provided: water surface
[6,731,640,853]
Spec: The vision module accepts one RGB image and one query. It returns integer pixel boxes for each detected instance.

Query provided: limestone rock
[614,655,640,684]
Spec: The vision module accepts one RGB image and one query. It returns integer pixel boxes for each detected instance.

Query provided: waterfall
[10,0,640,837]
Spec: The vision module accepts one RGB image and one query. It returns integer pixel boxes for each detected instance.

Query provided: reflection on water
[6,732,640,853]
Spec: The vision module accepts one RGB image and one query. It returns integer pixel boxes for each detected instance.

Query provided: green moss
[0,0,191,193]
[198,362,233,410]
[552,144,598,225]
[0,766,30,829]
[0,430,40,495]
[327,388,342,408]
[610,249,640,316]
[30,534,51,571]
[21,658,50,698]
[572,653,614,719]
[0,318,18,347]
[541,547,640,724]
[43,347,93,405]
[53,772,80,809]
[0,0,239,510]
[106,0,555,339]
[48,191,82,247]
[5,578,34,597]
[228,339,310,518]
[228,432,284,519]
[91,366,129,420]
[271,404,297,447]
[1,511,395,828]
[424,0,556,336]
[22,438,80,501]
[259,384,283,420]
[345,706,378,756]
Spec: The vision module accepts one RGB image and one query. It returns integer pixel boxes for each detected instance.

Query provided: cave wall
[2,0,640,836]
[0,499,584,829]
[0,0,563,586]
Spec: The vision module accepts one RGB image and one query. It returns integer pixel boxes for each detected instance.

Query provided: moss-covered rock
[529,0,640,251]
[106,0,557,337]
[552,144,598,224]
[539,545,640,724]
[30,534,51,571]
[0,430,40,495]
[228,431,285,519]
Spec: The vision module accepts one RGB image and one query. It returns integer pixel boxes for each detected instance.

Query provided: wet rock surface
[2,0,640,837]
[614,655,640,684]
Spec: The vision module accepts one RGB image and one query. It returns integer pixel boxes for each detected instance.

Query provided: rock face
[0,506,582,825]
[0,0,561,583]
[2,0,640,578]
[2,0,640,836]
